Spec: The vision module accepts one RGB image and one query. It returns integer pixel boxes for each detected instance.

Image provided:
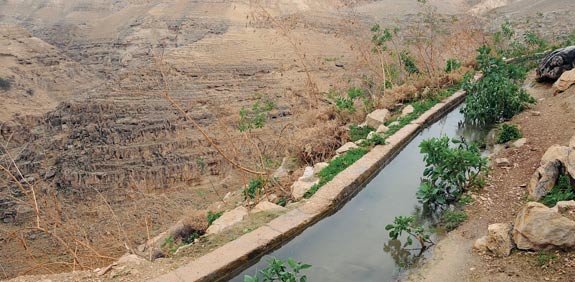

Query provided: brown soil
[410,72,575,282]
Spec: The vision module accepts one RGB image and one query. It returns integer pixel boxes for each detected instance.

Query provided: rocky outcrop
[553,69,575,93]
[513,202,575,250]
[536,46,575,82]
[527,143,575,200]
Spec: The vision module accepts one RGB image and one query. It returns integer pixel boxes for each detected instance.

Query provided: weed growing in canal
[417,136,488,207]
[244,257,311,282]
[304,148,368,198]
[496,123,522,144]
[385,216,434,249]
[440,210,468,231]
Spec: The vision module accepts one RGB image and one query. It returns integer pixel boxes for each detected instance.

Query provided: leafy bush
[335,87,369,113]
[440,210,468,231]
[0,77,11,91]
[417,137,488,206]
[496,123,522,144]
[385,216,433,248]
[207,211,224,226]
[349,125,375,141]
[461,45,535,125]
[304,148,368,198]
[244,257,311,282]
[400,50,419,74]
[542,174,574,207]
[239,99,276,132]
[244,178,265,199]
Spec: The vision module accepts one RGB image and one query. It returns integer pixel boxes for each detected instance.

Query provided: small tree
[385,216,433,249]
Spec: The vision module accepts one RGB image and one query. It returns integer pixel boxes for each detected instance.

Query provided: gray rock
[365,109,390,128]
[401,105,415,117]
[376,124,389,133]
[495,158,511,167]
[313,162,329,175]
[540,145,571,166]
[336,142,359,155]
[528,160,561,200]
[512,138,527,148]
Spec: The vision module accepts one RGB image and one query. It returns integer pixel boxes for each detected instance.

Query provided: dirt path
[409,72,575,282]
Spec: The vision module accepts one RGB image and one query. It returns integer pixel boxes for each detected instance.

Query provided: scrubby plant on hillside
[542,174,575,207]
[496,123,522,144]
[461,45,535,125]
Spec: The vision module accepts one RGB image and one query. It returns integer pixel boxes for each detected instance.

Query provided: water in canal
[232,105,488,282]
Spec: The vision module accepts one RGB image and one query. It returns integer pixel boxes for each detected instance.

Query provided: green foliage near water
[541,174,575,207]
[440,210,468,231]
[244,257,311,282]
[349,125,375,141]
[385,216,433,248]
[496,123,522,144]
[304,148,368,198]
[461,45,535,125]
[417,136,488,207]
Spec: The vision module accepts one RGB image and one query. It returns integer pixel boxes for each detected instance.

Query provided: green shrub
[239,99,276,132]
[335,87,368,113]
[536,251,557,266]
[349,125,375,141]
[0,77,11,91]
[244,257,311,282]
[440,210,468,231]
[244,178,265,199]
[417,137,489,206]
[207,211,224,226]
[400,50,419,74]
[304,148,368,198]
[541,174,574,207]
[461,45,535,125]
[385,216,433,248]
[496,123,522,143]
[444,58,462,73]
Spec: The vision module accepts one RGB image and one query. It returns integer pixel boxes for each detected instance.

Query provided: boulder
[495,158,511,167]
[250,200,285,214]
[570,135,575,149]
[528,160,561,200]
[336,142,358,154]
[513,202,575,250]
[376,124,389,134]
[298,166,318,183]
[291,179,319,201]
[401,105,415,117]
[540,145,571,166]
[552,200,575,215]
[512,138,527,148]
[473,236,488,252]
[365,109,390,128]
[486,223,514,257]
[553,68,575,93]
[206,206,248,235]
[536,46,575,82]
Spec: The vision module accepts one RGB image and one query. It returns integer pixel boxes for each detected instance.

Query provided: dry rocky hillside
[1,0,575,281]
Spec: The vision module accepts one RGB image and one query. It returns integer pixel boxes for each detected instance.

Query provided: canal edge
[149,90,468,282]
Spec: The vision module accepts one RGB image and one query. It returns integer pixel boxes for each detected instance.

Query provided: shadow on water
[231,105,490,282]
